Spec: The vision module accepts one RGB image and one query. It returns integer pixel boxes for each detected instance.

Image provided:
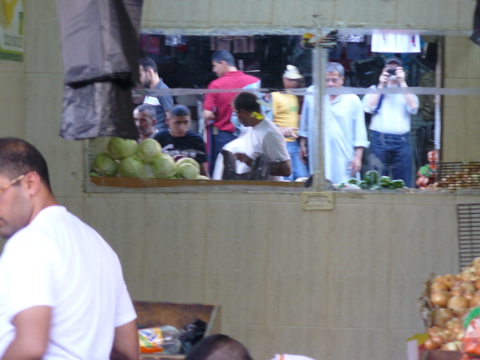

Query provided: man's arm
[203,110,216,122]
[395,68,419,110]
[298,89,311,166]
[110,320,139,360]
[349,147,364,176]
[299,137,308,165]
[279,127,298,138]
[200,162,210,178]
[234,154,292,177]
[2,306,51,360]
[365,70,389,109]
[270,159,292,177]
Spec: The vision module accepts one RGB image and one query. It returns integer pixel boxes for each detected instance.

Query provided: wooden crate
[421,350,462,360]
[134,301,221,360]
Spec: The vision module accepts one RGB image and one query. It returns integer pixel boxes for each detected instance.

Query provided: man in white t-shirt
[0,137,138,360]
[217,92,291,181]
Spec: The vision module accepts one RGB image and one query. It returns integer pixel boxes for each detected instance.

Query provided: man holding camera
[363,56,419,187]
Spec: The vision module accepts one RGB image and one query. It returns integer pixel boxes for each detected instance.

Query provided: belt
[371,130,409,139]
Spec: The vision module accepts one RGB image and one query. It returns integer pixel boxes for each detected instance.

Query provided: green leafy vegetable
[150,154,178,179]
[91,153,118,177]
[137,139,162,163]
[177,163,200,179]
[117,156,145,178]
[107,137,139,160]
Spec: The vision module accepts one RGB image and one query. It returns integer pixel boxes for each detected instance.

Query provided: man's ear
[24,171,42,196]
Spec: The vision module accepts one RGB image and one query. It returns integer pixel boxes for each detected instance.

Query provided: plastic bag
[138,326,182,354]
[179,319,207,354]
[462,308,480,359]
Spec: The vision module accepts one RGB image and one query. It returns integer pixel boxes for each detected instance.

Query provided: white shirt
[299,86,369,183]
[363,84,419,135]
[212,119,290,181]
[0,206,136,360]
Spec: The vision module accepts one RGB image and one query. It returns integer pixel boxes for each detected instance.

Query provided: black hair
[211,50,236,67]
[233,92,261,113]
[140,57,158,73]
[170,104,191,117]
[0,137,52,192]
[184,334,254,360]
[134,104,156,119]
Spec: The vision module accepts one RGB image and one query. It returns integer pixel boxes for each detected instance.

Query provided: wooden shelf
[90,176,305,188]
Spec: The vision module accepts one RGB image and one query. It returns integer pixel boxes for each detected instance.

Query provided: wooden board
[90,176,304,189]
[421,350,462,360]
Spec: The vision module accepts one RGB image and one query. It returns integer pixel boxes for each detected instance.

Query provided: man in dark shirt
[139,57,174,132]
[154,105,209,177]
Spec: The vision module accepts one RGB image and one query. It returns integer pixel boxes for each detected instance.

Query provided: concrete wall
[0,58,25,137]
[1,1,479,360]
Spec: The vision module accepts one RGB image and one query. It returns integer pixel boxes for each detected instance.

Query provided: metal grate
[457,204,480,271]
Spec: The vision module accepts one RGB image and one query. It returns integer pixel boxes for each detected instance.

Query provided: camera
[387,68,397,75]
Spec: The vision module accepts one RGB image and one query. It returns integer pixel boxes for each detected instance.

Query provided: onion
[464,290,475,302]
[424,339,438,350]
[471,291,480,307]
[430,290,450,307]
[441,341,461,351]
[461,281,475,292]
[448,295,469,309]
[453,323,463,334]
[442,274,457,289]
[433,308,454,327]
[453,308,470,318]
[442,329,455,342]
[460,267,476,282]
[431,334,444,346]
[431,282,448,291]
[446,318,463,333]
[450,287,464,297]
[474,264,480,276]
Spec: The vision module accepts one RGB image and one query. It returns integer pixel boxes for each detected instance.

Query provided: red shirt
[203,71,259,133]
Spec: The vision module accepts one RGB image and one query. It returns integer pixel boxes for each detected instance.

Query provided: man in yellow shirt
[270,65,309,181]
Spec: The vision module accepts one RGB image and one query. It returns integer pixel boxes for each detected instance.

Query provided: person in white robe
[298,62,369,184]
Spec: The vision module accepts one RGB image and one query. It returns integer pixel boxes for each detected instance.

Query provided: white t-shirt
[0,206,136,360]
[242,119,290,181]
[212,120,290,181]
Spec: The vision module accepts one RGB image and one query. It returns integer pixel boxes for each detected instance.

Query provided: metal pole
[312,35,327,192]
[434,38,443,153]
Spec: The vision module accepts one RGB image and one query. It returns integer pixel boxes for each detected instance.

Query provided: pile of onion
[424,257,480,351]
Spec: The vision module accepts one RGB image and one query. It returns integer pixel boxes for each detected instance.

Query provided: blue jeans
[209,129,236,175]
[369,130,413,187]
[285,141,310,181]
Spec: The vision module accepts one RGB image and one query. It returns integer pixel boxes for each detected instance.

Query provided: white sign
[0,0,24,61]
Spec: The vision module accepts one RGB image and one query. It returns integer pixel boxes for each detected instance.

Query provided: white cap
[283,65,303,79]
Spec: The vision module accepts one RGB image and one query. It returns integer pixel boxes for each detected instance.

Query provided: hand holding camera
[382,66,406,84]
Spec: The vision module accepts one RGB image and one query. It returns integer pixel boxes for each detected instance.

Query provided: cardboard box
[133,301,221,360]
